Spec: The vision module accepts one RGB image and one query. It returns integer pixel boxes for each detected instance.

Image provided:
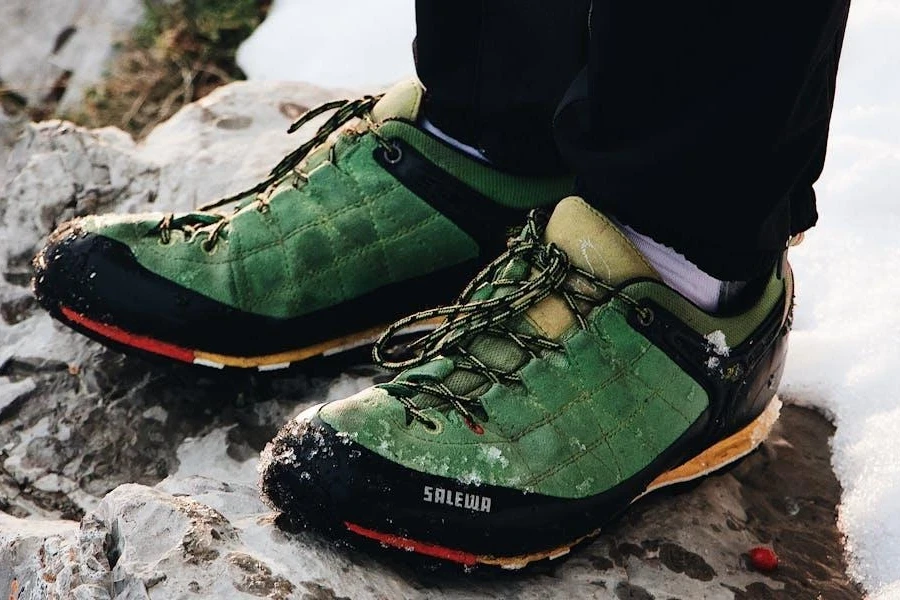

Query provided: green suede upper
[75,80,573,319]
[321,300,707,498]
[317,198,786,499]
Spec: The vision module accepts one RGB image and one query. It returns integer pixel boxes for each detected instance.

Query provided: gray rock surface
[0,0,143,111]
[0,81,861,599]
[2,407,859,600]
[0,0,141,173]
[0,80,363,522]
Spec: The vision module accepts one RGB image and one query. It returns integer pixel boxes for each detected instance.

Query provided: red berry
[748,546,779,572]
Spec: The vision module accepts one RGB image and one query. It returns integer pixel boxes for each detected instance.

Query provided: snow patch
[237,0,416,88]
[704,330,731,357]
[480,445,510,468]
[778,1,900,595]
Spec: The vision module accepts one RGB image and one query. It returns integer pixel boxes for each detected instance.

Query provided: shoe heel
[644,396,782,495]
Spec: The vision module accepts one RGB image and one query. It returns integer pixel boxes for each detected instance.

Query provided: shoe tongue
[396,198,660,407]
[524,197,659,339]
[294,79,423,177]
[370,79,424,124]
[543,197,660,285]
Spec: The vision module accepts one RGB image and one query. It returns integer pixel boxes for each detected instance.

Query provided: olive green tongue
[370,78,424,124]
[544,197,660,283]
[294,79,424,179]
[393,196,661,406]
[525,197,660,338]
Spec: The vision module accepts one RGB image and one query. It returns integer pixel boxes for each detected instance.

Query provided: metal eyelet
[201,238,217,255]
[158,230,182,246]
[382,143,403,165]
[637,307,655,327]
[421,418,443,435]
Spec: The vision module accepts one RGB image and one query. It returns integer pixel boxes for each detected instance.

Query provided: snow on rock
[779,1,900,596]
[0,0,143,110]
[237,0,416,88]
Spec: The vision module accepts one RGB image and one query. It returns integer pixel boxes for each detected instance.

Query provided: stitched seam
[141,180,406,266]
[305,163,352,304]
[248,213,446,308]
[262,196,302,309]
[511,344,649,441]
[334,158,399,283]
[140,183,418,274]
[526,389,656,485]
[226,225,245,310]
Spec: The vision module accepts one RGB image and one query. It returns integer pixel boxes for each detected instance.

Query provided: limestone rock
[0,81,364,523]
[0,408,861,599]
[0,0,143,111]
[0,81,860,598]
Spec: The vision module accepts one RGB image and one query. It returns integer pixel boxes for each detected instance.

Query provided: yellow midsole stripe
[194,325,390,368]
[193,317,445,368]
[645,396,781,493]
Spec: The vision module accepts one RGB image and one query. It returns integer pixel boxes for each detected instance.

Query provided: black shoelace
[156,94,400,251]
[373,211,654,433]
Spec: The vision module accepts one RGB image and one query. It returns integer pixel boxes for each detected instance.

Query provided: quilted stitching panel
[95,134,480,319]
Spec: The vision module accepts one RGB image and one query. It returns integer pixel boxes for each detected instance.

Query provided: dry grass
[64,0,271,138]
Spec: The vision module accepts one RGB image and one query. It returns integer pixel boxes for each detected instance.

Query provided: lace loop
[198,94,384,212]
[372,210,650,429]
[154,93,386,249]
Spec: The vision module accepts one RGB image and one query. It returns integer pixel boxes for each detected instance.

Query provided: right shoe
[259,197,794,569]
[33,79,574,370]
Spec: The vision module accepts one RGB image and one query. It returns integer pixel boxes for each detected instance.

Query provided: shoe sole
[332,396,783,570]
[57,304,438,371]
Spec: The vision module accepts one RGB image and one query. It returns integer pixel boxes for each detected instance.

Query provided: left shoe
[259,197,793,569]
[31,80,572,370]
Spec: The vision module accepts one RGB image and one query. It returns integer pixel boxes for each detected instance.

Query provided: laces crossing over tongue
[154,93,399,250]
[372,211,655,432]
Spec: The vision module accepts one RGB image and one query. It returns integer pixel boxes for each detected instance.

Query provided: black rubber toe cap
[36,224,173,325]
[33,224,242,350]
[258,412,687,558]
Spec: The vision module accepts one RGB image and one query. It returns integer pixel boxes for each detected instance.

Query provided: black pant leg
[415,0,590,175]
[554,1,851,280]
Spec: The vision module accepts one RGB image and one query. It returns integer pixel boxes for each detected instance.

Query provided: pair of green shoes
[33,80,792,569]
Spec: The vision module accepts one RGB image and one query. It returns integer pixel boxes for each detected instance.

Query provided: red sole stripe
[60,306,195,364]
[344,522,479,567]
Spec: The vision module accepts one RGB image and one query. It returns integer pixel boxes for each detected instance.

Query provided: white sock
[420,118,491,164]
[619,223,747,312]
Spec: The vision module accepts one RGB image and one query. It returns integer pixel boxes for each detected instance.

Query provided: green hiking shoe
[32,80,573,370]
[260,197,793,568]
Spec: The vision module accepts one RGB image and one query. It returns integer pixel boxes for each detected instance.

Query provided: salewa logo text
[423,486,492,513]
